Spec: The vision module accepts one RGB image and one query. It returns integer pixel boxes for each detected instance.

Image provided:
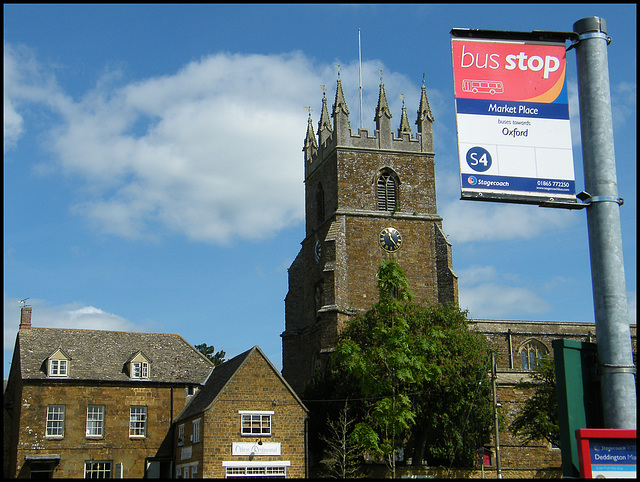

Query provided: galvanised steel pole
[573,16,636,428]
[491,351,502,479]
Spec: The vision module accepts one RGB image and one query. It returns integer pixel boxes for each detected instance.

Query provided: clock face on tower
[379,227,403,252]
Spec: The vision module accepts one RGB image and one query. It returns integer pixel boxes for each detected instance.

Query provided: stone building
[173,346,308,478]
[4,308,309,479]
[3,306,213,478]
[282,76,458,394]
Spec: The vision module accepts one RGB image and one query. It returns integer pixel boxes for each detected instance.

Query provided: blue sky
[4,4,636,378]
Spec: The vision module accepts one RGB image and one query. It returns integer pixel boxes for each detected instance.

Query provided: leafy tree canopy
[509,357,560,448]
[305,261,493,476]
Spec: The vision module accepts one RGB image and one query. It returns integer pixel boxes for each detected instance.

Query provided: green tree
[408,303,493,467]
[509,357,560,447]
[335,262,428,477]
[330,261,493,476]
[195,343,226,366]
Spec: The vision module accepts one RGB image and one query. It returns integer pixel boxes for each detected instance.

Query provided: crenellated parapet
[304,78,435,179]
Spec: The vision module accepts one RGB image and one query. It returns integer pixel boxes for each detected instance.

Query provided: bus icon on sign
[462,79,504,95]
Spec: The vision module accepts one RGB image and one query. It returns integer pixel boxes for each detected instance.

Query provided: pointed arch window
[377,170,398,212]
[518,339,549,370]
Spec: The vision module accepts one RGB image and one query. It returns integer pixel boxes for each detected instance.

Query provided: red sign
[576,428,637,479]
[451,39,567,103]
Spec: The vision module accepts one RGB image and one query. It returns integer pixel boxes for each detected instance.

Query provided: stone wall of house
[11,382,191,478]
[196,352,307,478]
[174,413,205,478]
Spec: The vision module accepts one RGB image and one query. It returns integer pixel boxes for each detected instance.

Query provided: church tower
[282,76,458,394]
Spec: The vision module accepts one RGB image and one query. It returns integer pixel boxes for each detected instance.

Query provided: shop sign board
[576,428,636,479]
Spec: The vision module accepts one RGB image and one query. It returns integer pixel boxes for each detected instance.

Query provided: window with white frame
[192,418,201,443]
[240,411,273,436]
[178,424,185,446]
[129,406,147,437]
[86,405,105,438]
[132,361,149,379]
[49,358,68,377]
[176,462,199,479]
[84,461,112,478]
[46,405,65,437]
[223,461,289,478]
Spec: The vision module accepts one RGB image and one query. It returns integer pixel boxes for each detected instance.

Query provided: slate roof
[176,345,307,422]
[14,327,213,384]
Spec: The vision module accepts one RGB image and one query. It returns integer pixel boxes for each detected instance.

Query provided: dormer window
[47,349,70,377]
[50,359,67,376]
[126,351,151,379]
[132,361,149,378]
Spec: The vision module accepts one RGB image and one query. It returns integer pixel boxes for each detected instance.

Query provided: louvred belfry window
[377,173,396,212]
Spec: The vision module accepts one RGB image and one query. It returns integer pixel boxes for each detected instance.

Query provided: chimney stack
[20,306,32,329]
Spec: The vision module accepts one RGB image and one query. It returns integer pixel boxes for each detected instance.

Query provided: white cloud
[439,193,576,244]
[628,290,636,325]
[611,80,636,128]
[457,265,552,319]
[3,296,159,353]
[4,44,424,245]
[567,79,582,149]
[3,97,23,151]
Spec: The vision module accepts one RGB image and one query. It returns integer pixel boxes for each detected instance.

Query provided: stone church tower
[282,77,458,394]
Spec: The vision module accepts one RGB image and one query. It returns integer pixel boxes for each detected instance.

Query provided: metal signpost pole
[491,351,502,479]
[573,16,636,429]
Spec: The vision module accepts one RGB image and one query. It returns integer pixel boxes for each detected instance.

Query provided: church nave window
[518,339,548,370]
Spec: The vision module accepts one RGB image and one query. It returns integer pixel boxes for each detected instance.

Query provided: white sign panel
[232,442,281,456]
[180,446,192,460]
[451,30,576,205]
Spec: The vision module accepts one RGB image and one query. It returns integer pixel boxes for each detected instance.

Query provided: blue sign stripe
[461,174,575,195]
[456,98,570,120]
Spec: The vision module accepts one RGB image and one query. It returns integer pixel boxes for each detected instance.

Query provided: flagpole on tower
[358,28,363,130]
